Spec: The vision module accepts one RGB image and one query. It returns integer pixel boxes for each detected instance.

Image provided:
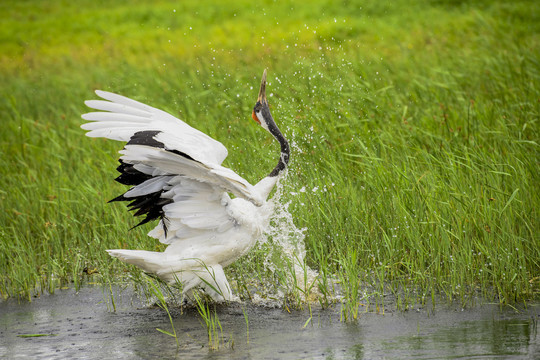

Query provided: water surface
[0,286,538,359]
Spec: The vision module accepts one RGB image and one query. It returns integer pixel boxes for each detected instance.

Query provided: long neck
[253,126,290,200]
[269,130,290,177]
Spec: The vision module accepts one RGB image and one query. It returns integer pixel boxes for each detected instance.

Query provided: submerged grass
[0,0,538,310]
[146,276,180,347]
[193,292,228,351]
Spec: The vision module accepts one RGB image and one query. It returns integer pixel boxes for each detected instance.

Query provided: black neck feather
[268,124,290,177]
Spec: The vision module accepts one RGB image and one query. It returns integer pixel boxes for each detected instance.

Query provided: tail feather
[106,249,165,273]
[106,249,232,301]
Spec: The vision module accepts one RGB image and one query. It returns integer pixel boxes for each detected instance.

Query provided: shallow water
[0,286,538,359]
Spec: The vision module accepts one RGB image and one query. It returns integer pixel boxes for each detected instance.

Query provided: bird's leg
[196,264,233,302]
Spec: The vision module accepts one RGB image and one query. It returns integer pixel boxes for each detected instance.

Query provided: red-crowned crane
[81,70,289,301]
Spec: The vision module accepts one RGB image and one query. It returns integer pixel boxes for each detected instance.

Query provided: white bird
[81,70,289,301]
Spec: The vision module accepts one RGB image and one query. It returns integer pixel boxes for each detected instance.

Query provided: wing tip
[95,89,108,98]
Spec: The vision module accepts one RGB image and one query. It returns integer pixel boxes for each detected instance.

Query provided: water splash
[253,170,320,305]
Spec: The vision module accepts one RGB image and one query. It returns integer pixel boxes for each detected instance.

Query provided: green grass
[0,0,538,309]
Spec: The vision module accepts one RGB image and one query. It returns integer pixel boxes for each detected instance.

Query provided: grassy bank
[1,0,538,307]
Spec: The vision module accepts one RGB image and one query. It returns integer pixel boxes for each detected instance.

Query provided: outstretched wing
[82,90,227,165]
[81,91,263,241]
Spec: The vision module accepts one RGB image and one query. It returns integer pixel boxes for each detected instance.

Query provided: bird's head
[252,69,277,135]
[251,69,290,179]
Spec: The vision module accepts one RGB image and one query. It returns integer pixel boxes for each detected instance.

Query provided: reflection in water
[0,286,538,359]
[379,319,537,359]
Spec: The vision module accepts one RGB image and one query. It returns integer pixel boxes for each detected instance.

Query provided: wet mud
[1,285,538,359]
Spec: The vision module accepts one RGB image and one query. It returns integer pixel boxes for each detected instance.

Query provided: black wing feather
[108,130,195,233]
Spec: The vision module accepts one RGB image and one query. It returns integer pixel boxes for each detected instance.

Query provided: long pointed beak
[257,69,267,104]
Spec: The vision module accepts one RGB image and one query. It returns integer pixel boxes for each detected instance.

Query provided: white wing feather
[82,90,228,165]
[146,177,236,245]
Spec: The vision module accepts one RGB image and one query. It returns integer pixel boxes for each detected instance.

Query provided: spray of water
[249,169,321,306]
